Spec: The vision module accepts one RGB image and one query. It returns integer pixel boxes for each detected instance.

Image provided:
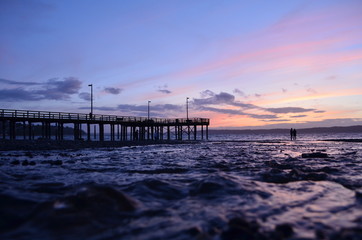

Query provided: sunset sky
[1,0,361,129]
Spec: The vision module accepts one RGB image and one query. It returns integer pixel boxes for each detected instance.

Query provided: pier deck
[0,109,209,141]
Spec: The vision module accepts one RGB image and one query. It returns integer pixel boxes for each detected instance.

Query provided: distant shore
[0,140,199,151]
[323,139,362,142]
[210,125,362,134]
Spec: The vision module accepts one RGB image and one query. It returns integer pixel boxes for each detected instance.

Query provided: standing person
[290,128,293,140]
[293,128,297,140]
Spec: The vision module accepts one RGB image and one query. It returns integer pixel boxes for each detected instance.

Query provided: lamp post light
[148,100,151,120]
[186,97,189,120]
[88,84,93,119]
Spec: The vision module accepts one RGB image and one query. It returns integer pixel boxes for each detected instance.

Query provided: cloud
[157,84,172,94]
[233,88,246,97]
[117,103,183,117]
[194,91,235,105]
[36,77,82,100]
[158,89,172,94]
[0,88,41,101]
[306,88,317,94]
[245,118,362,129]
[248,113,279,119]
[118,104,147,113]
[79,92,91,101]
[198,106,278,119]
[197,106,243,115]
[291,115,307,118]
[152,104,183,112]
[104,87,122,95]
[0,77,82,101]
[266,107,315,114]
[194,90,259,109]
[79,106,117,112]
[262,119,291,122]
[0,78,40,85]
[200,90,215,98]
[304,118,362,127]
[192,90,327,121]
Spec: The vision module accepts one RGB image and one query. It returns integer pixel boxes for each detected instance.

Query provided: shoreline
[323,139,362,142]
[0,139,200,151]
[1,138,361,151]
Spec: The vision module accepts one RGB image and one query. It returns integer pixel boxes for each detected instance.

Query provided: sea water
[1,133,362,239]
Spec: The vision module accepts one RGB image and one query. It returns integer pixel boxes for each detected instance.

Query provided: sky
[1,0,362,129]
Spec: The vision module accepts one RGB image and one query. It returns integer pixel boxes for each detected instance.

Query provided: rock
[10,160,20,165]
[25,152,34,158]
[51,160,63,166]
[302,152,329,158]
[221,217,266,240]
[274,223,294,239]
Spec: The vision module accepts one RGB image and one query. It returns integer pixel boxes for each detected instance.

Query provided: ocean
[1,132,362,239]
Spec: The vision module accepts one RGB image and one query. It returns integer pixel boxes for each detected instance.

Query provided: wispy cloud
[266,107,315,114]
[0,78,40,85]
[158,89,171,94]
[291,115,307,118]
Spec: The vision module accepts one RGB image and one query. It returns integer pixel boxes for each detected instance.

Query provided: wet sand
[0,139,197,151]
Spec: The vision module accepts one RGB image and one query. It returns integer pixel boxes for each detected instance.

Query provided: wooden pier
[0,109,209,141]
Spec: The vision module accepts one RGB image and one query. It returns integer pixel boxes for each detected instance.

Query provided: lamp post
[186,97,189,120]
[88,84,93,118]
[148,100,151,120]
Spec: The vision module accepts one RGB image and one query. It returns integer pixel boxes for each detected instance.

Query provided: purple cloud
[0,77,82,101]
[105,87,122,95]
[266,107,315,114]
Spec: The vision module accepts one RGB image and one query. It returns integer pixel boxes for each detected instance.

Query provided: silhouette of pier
[0,109,209,141]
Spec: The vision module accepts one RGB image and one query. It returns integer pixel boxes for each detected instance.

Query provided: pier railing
[0,109,209,125]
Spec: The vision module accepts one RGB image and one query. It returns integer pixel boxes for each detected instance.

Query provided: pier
[0,109,209,142]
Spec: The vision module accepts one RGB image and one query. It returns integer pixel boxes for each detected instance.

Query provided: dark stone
[274,223,294,239]
[302,152,329,158]
[25,152,34,158]
[330,227,362,240]
[221,217,266,240]
[10,160,20,165]
[51,160,63,165]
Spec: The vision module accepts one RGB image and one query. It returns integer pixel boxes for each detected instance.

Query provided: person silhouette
[290,128,293,140]
[293,128,297,140]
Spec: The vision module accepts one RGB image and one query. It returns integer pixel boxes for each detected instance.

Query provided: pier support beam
[99,124,104,141]
[1,120,6,140]
[194,125,197,140]
[87,123,91,141]
[206,125,208,140]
